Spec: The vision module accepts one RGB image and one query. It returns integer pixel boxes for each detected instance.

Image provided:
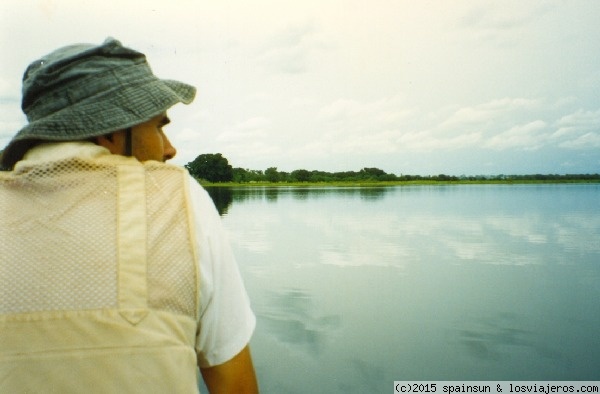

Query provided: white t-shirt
[188,179,256,367]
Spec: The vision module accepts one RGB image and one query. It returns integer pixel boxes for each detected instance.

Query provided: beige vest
[0,153,200,393]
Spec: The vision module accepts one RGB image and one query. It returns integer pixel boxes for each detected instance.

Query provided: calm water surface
[206,184,600,393]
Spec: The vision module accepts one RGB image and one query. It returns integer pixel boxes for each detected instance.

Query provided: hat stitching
[24,63,157,121]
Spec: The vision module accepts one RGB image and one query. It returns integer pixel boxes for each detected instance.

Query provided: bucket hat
[1,37,196,169]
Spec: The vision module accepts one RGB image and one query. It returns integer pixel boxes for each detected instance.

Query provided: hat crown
[22,38,147,120]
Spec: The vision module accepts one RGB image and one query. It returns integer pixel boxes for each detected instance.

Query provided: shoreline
[199,179,600,187]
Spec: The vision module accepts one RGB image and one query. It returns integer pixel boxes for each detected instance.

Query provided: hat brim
[2,78,196,169]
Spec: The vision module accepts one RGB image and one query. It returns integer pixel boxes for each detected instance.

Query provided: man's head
[96,112,177,162]
[1,38,196,169]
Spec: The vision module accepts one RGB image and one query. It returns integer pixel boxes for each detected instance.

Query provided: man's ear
[95,131,125,155]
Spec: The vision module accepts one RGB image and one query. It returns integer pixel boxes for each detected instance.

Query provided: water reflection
[454,313,563,362]
[204,186,233,215]
[216,184,600,387]
[205,186,391,212]
[258,289,341,355]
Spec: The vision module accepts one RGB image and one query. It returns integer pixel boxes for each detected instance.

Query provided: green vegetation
[186,153,600,186]
[185,153,233,183]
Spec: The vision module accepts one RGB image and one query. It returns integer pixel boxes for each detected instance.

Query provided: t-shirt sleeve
[186,177,256,368]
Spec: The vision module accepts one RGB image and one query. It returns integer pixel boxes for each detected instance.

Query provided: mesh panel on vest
[0,157,198,319]
[145,163,197,317]
[0,159,118,313]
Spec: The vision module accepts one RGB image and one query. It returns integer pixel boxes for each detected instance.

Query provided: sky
[1,0,599,176]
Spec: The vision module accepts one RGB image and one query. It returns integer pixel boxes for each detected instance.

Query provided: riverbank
[198,178,600,187]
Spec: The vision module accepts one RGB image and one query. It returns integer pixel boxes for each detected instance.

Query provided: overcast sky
[1,0,599,175]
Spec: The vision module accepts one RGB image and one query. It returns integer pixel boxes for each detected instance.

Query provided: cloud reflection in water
[219,185,600,385]
[258,289,341,355]
[454,313,565,363]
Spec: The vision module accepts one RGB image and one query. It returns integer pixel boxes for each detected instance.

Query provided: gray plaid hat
[1,37,196,169]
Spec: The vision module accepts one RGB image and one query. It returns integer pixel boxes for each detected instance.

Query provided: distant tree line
[185,153,600,183]
[231,166,404,183]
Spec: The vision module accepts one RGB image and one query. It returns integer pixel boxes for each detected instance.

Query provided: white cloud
[555,108,600,130]
[224,141,280,162]
[217,116,272,143]
[314,95,551,156]
[399,131,482,153]
[559,132,600,149]
[457,1,555,48]
[485,120,548,151]
[320,95,414,130]
[440,98,541,130]
[257,21,333,75]
[303,93,596,160]
[313,96,421,155]
[551,109,600,149]
[461,2,550,30]
[236,116,272,131]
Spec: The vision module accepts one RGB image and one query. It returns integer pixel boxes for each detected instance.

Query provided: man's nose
[162,133,177,161]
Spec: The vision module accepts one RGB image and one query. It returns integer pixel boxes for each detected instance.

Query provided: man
[0,38,258,393]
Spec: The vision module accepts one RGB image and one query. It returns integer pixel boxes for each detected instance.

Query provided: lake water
[205,184,600,393]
